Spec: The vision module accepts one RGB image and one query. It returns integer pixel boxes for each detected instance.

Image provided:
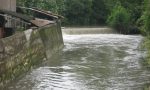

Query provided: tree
[142,0,150,35]
[119,0,143,25]
[17,0,59,13]
[17,0,143,27]
[56,0,66,15]
[107,3,131,34]
[64,0,93,26]
[90,0,108,25]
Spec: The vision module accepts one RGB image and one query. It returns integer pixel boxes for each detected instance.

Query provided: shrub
[142,0,150,35]
[107,4,131,34]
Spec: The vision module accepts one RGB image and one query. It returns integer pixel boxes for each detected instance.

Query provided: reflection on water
[6,34,150,90]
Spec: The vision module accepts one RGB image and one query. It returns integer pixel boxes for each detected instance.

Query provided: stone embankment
[0,22,64,87]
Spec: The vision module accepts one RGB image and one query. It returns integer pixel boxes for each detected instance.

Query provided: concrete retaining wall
[0,22,64,87]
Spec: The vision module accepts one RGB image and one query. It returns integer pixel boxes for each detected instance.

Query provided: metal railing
[0,14,31,31]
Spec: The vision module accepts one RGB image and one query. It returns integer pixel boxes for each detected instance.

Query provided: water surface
[6,31,150,90]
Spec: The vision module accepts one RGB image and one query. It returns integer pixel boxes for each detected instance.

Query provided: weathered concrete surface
[0,22,64,87]
[0,0,16,11]
[39,21,64,58]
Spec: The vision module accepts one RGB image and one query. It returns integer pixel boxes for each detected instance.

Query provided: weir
[62,27,117,35]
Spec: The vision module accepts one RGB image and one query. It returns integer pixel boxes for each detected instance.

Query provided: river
[5,28,150,90]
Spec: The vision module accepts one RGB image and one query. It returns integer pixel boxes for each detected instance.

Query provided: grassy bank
[143,37,150,67]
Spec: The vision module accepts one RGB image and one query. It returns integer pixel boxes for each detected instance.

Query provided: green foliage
[141,0,150,67]
[90,0,108,25]
[119,0,143,24]
[17,0,65,14]
[142,0,150,35]
[17,0,143,28]
[107,4,131,33]
[104,0,143,24]
[143,37,150,67]
[63,0,93,25]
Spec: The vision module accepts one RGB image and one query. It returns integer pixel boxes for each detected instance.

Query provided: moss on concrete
[0,22,64,88]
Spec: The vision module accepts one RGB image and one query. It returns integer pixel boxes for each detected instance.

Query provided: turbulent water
[6,28,150,90]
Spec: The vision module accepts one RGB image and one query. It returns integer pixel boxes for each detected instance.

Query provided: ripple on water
[6,34,150,90]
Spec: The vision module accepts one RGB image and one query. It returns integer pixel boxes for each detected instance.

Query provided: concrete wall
[0,0,16,11]
[39,21,64,58]
[0,22,64,87]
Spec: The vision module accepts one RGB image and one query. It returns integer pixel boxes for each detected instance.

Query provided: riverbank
[0,23,64,88]
[143,37,150,68]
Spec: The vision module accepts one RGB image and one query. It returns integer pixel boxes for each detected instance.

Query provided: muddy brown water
[5,28,150,90]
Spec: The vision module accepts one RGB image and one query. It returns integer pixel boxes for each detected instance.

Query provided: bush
[142,0,150,35]
[107,4,131,34]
